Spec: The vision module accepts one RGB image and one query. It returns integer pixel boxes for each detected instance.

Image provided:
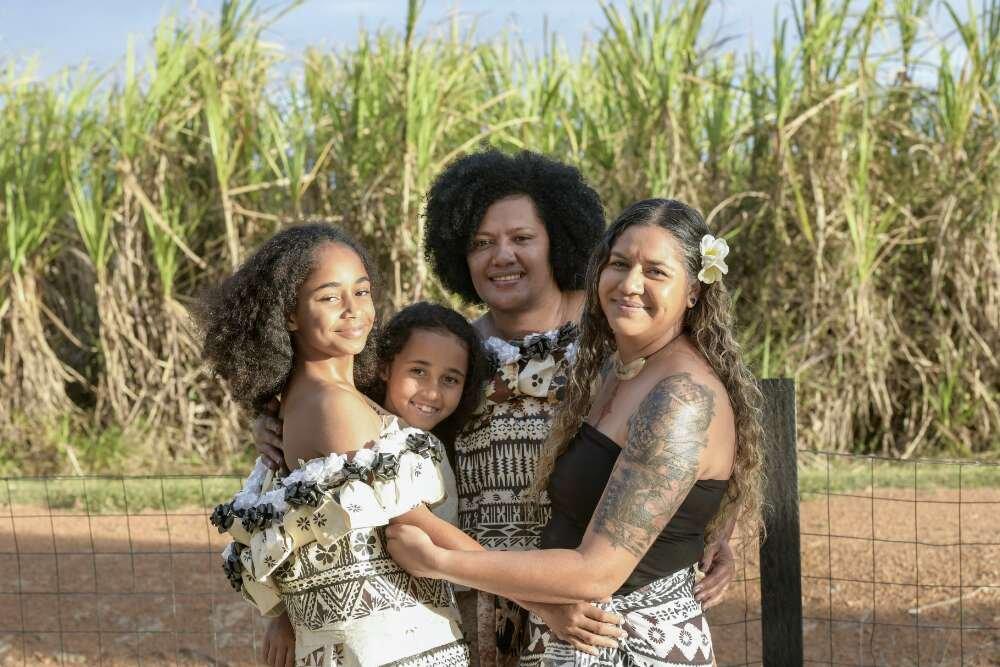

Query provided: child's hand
[386,523,442,578]
[524,601,626,656]
[262,611,295,667]
[253,398,285,470]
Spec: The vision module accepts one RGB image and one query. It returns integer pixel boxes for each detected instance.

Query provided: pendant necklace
[612,336,681,381]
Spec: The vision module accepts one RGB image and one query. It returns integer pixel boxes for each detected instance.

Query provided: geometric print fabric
[519,567,714,666]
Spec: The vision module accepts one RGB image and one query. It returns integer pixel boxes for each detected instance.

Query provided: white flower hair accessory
[698,234,729,284]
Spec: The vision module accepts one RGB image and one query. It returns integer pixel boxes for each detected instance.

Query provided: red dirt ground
[1,489,998,666]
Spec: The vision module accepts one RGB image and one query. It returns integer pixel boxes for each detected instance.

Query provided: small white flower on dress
[301,458,327,483]
[324,455,345,475]
[698,234,729,284]
[484,336,520,365]
[353,448,377,468]
[232,459,271,510]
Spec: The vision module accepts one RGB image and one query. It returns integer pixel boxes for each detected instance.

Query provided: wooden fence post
[758,378,802,665]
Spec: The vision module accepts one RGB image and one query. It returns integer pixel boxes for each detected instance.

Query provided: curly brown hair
[530,199,765,546]
[196,223,380,413]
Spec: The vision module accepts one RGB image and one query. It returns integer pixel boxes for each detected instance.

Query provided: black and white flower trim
[210,418,445,530]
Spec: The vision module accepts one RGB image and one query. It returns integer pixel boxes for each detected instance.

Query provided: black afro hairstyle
[196,223,380,413]
[423,149,606,304]
[361,301,489,463]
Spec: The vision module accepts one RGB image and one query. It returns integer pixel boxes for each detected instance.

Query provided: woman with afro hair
[423,150,620,663]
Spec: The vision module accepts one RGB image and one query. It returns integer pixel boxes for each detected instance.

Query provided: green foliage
[798,452,1000,495]
[1,0,997,473]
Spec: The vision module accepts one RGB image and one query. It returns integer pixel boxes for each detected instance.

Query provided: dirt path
[1,489,998,666]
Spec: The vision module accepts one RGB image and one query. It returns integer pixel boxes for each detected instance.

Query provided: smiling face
[466,195,557,314]
[597,224,697,344]
[288,242,375,360]
[381,328,469,431]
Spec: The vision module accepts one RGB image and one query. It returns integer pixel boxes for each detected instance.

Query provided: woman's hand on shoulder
[253,398,285,470]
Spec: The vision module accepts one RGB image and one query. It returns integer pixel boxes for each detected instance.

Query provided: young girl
[200,224,483,667]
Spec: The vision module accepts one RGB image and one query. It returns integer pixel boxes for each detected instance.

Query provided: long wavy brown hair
[529,199,765,546]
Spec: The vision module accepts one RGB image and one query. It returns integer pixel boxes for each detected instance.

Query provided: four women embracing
[199,149,764,667]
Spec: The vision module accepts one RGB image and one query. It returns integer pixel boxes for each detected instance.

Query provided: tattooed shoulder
[592,373,716,557]
[624,373,715,472]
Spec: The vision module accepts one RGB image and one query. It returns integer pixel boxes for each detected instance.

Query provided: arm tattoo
[593,373,715,557]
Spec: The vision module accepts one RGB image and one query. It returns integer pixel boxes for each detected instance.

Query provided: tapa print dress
[454,322,578,664]
[212,417,469,667]
[519,566,714,666]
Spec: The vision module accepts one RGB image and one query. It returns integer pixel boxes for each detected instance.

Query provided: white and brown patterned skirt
[277,530,470,666]
[519,566,713,666]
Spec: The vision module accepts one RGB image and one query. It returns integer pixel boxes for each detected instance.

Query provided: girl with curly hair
[368,301,490,529]
[386,200,765,667]
[199,224,480,667]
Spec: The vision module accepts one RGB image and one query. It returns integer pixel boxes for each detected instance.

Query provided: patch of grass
[0,412,258,477]
[0,476,245,514]
[798,451,1000,495]
[1,451,996,515]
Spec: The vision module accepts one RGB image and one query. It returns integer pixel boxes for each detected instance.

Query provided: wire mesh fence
[795,451,1000,666]
[0,475,264,666]
[0,451,997,666]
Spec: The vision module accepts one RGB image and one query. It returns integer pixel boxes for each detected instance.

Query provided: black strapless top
[540,422,728,595]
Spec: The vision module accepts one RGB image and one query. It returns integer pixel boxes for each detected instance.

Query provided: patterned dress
[212,418,469,667]
[454,323,579,665]
[520,566,714,666]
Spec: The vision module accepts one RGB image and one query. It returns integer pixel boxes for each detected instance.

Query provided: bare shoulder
[283,385,382,459]
[629,350,734,477]
[626,373,717,461]
[312,386,376,419]
[657,346,732,423]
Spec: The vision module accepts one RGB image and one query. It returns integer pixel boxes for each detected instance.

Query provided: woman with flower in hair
[386,199,765,666]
